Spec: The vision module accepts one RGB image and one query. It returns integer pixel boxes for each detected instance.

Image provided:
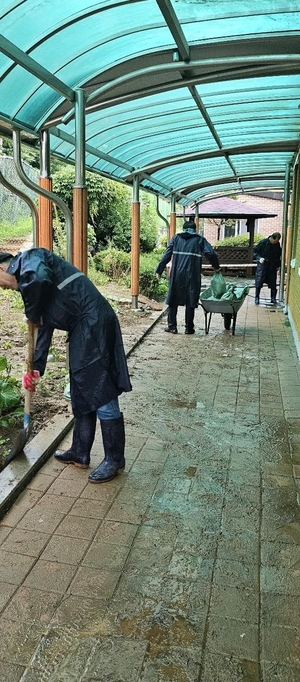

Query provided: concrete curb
[0,306,166,520]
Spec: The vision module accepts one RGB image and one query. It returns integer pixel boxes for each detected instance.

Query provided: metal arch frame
[171,172,287,197]
[125,141,298,180]
[59,54,300,125]
[13,129,73,260]
[0,166,38,246]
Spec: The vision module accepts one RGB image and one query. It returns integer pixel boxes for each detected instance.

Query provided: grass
[0,217,33,241]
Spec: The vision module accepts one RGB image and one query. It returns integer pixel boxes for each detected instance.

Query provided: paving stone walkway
[0,288,300,681]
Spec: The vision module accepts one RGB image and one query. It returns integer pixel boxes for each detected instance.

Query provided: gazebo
[177,197,277,272]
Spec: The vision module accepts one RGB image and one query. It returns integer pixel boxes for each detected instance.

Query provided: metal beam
[50,127,134,172]
[49,126,189,201]
[126,140,297,179]
[0,35,74,102]
[155,0,190,61]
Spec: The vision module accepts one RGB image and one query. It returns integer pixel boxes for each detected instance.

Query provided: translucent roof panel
[0,1,300,203]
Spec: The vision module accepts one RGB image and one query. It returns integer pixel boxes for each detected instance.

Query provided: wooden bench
[202,246,257,277]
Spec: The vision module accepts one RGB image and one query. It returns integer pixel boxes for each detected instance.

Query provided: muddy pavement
[0,294,300,680]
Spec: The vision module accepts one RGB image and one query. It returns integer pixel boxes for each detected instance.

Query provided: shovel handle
[27,320,36,373]
[24,321,38,421]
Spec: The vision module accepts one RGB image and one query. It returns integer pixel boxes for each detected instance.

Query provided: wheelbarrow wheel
[223,313,232,330]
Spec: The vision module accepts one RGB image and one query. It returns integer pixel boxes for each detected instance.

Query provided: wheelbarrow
[199,289,248,335]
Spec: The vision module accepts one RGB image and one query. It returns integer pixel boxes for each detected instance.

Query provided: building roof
[177,196,277,219]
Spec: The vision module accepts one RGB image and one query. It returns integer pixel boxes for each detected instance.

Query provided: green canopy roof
[0,1,299,204]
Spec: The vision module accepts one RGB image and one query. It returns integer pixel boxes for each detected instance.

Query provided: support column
[247,217,255,277]
[38,130,52,250]
[73,89,87,273]
[169,194,177,239]
[279,163,291,303]
[194,204,199,233]
[247,217,255,258]
[286,163,299,305]
[131,175,140,309]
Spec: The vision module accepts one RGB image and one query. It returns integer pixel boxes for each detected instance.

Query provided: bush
[215,234,262,247]
[138,252,168,300]
[93,246,131,279]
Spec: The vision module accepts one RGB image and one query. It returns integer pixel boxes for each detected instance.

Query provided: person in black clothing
[253,232,281,304]
[0,249,132,484]
[155,219,220,334]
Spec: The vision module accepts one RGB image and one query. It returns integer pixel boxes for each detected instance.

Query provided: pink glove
[22,370,40,392]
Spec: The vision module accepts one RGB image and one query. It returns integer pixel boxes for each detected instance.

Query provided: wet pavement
[0,286,300,681]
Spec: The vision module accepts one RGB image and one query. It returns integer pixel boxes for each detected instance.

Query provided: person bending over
[0,249,132,484]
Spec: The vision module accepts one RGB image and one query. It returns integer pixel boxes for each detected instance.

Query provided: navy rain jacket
[8,248,132,417]
[156,229,219,308]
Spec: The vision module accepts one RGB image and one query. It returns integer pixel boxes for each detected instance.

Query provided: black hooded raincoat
[156,230,219,308]
[253,237,281,290]
[8,249,132,417]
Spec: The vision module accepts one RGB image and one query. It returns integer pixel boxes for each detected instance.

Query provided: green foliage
[92,246,168,300]
[160,235,168,249]
[52,166,132,250]
[93,245,131,279]
[139,252,168,299]
[53,217,67,259]
[139,193,159,252]
[0,356,21,425]
[215,233,262,247]
[52,166,159,253]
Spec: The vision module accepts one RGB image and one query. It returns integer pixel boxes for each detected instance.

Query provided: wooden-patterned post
[38,130,52,249]
[169,194,177,239]
[131,175,140,309]
[195,203,199,233]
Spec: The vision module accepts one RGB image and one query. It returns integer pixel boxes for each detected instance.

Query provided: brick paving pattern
[0,289,300,680]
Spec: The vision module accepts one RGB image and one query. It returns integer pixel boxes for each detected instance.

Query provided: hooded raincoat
[156,228,219,308]
[8,248,132,417]
[254,237,281,290]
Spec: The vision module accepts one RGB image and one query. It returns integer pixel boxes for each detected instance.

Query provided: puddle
[185,466,197,478]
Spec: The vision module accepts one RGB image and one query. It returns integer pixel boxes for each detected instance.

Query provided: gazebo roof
[177,196,277,219]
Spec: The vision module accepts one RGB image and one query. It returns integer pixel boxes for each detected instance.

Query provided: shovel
[6,321,37,464]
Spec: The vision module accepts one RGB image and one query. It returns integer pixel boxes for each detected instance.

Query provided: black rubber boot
[164,326,178,334]
[255,287,260,305]
[88,413,125,483]
[271,288,277,304]
[55,412,96,468]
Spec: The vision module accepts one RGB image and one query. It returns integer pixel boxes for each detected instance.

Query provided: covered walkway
[0,294,300,681]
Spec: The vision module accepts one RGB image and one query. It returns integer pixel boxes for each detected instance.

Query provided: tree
[53,166,159,252]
